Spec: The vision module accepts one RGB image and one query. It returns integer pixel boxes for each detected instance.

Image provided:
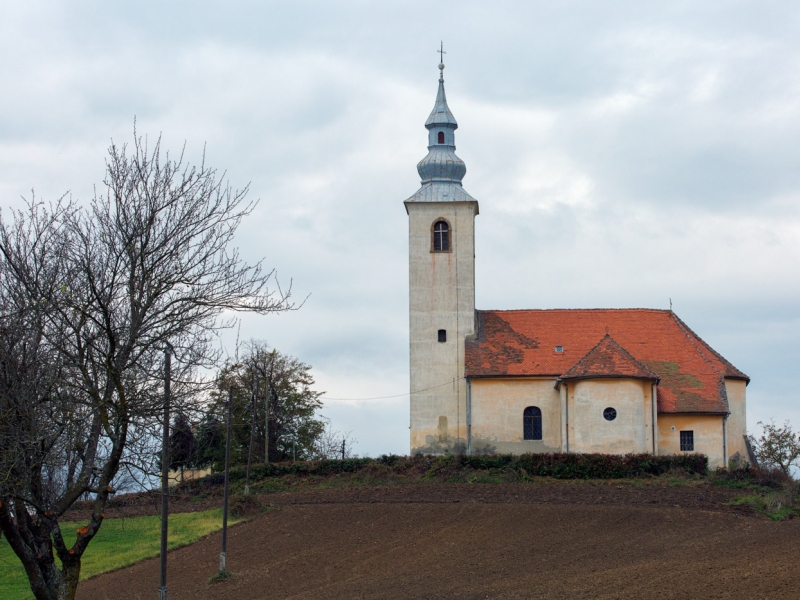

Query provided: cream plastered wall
[407,201,477,454]
[657,414,725,468]
[724,379,748,465]
[469,378,562,453]
[567,379,654,454]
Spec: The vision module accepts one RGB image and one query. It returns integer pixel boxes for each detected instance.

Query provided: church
[405,61,749,469]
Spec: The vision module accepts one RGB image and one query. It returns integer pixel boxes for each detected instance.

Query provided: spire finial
[438,41,446,81]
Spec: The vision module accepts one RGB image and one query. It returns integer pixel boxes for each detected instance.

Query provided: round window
[603,407,617,421]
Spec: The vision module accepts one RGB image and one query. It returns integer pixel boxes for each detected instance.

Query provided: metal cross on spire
[438,41,446,80]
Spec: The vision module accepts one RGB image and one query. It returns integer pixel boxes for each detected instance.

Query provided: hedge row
[187,458,376,489]
[448,452,708,479]
[183,452,707,490]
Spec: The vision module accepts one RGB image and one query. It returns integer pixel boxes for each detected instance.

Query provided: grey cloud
[2,1,799,455]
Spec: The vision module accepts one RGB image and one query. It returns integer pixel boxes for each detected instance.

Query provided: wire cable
[321,377,466,401]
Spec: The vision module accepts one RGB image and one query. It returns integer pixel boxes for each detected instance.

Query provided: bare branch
[0,129,296,600]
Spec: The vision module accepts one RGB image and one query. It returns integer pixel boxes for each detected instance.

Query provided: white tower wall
[405,60,478,455]
[406,201,477,454]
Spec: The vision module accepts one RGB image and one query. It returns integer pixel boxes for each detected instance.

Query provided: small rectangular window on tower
[680,430,694,451]
[438,329,447,343]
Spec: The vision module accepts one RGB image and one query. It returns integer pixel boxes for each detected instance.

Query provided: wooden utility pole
[220,387,233,574]
[261,374,268,464]
[245,371,256,495]
[159,347,172,600]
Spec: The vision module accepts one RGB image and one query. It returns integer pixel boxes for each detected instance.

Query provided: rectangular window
[437,329,446,343]
[680,430,694,452]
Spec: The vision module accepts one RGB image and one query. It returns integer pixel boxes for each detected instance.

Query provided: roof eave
[465,373,562,380]
[560,374,661,383]
[657,410,729,416]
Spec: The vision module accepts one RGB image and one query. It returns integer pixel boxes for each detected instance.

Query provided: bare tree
[750,420,800,477]
[0,132,294,600]
[313,423,357,460]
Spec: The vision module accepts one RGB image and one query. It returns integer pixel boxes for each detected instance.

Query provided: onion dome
[406,56,476,204]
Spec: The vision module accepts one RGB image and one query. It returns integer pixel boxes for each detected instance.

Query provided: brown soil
[64,476,745,521]
[77,483,800,599]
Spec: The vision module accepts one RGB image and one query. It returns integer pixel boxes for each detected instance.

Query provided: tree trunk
[266,378,281,462]
[268,413,279,462]
[56,559,81,600]
[0,520,82,600]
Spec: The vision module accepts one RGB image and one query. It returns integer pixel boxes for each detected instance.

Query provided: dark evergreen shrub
[180,452,707,490]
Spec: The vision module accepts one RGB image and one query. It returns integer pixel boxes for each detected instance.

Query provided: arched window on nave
[523,406,542,440]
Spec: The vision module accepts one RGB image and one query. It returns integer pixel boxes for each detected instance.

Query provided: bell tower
[405,54,478,455]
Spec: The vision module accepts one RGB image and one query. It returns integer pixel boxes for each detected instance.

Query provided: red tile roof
[465,309,748,414]
[560,334,659,382]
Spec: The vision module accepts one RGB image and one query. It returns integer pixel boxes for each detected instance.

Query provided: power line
[191,379,466,422]
[322,377,465,401]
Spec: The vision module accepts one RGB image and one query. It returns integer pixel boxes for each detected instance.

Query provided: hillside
[75,480,800,599]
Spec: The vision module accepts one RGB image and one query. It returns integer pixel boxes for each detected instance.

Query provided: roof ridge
[465,309,734,414]
[478,308,673,314]
[561,333,660,381]
[670,312,749,381]
[598,334,660,379]
[668,312,730,412]
[561,334,607,376]
[669,312,721,374]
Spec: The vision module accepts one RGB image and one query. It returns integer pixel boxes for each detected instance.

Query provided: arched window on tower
[523,407,542,440]
[432,220,450,252]
[438,131,445,144]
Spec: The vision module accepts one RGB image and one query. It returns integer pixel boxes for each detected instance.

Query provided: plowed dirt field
[77,483,800,599]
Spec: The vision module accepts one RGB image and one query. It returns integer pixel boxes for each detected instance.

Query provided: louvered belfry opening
[433,220,449,251]
[437,131,445,143]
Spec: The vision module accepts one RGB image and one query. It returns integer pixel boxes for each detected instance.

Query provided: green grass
[252,477,290,494]
[208,568,234,584]
[0,509,239,600]
[729,493,797,521]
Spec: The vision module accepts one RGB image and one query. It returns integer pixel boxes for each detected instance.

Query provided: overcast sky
[2,1,799,456]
